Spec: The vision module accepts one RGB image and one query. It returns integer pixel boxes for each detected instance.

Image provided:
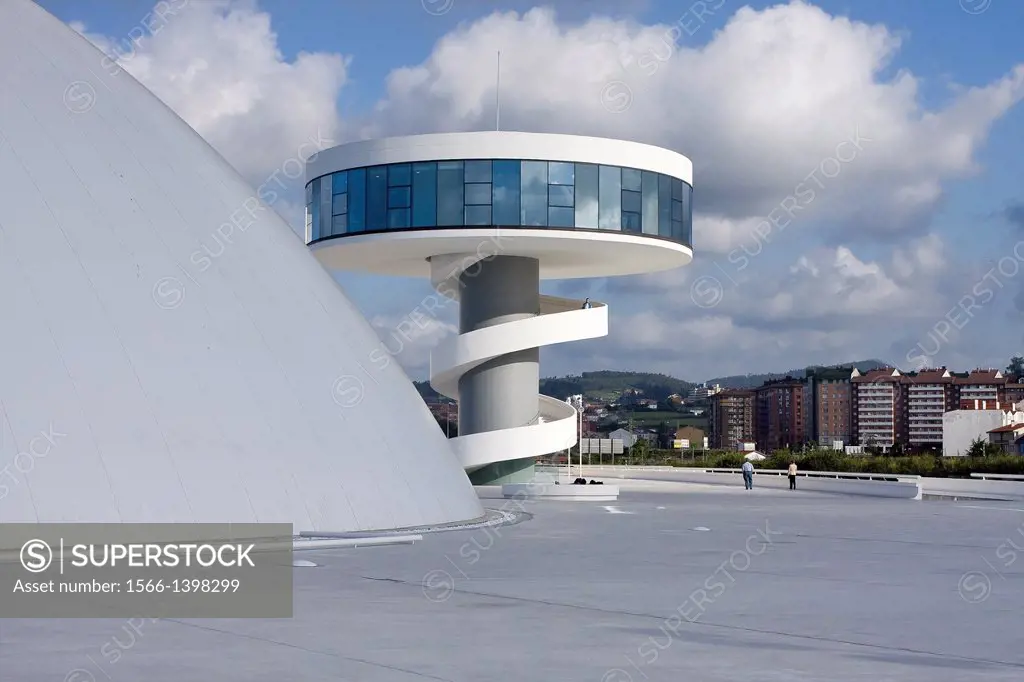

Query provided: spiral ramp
[430,284,607,473]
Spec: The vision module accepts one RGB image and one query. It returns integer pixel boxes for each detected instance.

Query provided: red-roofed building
[987,423,1024,454]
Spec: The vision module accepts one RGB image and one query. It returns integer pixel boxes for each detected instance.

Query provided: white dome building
[0,0,484,534]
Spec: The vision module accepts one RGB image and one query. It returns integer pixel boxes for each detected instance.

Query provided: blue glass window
[658,174,672,237]
[412,162,437,227]
[622,189,642,214]
[521,161,548,226]
[598,165,621,230]
[548,161,574,185]
[465,183,492,206]
[332,172,347,195]
[574,163,599,228]
[465,160,492,183]
[681,183,692,244]
[368,166,387,229]
[671,178,683,201]
[492,160,520,225]
[389,164,411,187]
[622,168,642,192]
[641,171,658,235]
[319,176,332,239]
[388,208,410,229]
[622,211,642,232]
[311,180,321,240]
[548,184,574,208]
[549,206,574,227]
[388,186,411,208]
[437,161,464,226]
[332,214,347,234]
[332,193,348,216]
[348,168,366,232]
[466,205,491,225]
[312,160,691,245]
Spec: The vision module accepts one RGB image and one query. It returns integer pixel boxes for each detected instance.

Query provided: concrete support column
[457,256,540,484]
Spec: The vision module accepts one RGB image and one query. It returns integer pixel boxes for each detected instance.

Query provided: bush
[639,447,1024,478]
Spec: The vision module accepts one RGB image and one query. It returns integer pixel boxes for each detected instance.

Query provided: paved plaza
[3,483,1023,681]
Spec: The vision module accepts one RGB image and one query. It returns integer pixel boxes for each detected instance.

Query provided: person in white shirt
[741,460,754,489]
[788,461,798,489]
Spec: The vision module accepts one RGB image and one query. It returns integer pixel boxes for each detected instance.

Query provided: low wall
[920,476,1024,501]
[582,466,922,500]
[501,483,620,501]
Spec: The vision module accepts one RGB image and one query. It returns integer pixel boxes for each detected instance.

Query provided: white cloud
[68,0,1024,378]
[73,0,348,189]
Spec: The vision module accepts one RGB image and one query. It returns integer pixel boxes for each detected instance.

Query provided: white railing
[431,288,608,473]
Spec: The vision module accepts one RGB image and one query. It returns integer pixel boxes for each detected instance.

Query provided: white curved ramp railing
[431,294,608,472]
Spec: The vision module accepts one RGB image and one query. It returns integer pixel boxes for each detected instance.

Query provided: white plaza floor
[2,483,1023,681]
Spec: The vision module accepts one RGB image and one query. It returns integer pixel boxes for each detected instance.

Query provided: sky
[42,0,1024,382]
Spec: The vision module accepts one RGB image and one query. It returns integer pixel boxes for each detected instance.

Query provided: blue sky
[46,0,1024,381]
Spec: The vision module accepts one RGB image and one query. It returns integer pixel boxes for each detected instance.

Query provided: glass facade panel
[658,174,672,237]
[332,192,347,216]
[622,168,642,192]
[641,170,658,235]
[622,189,642,214]
[388,208,410,229]
[549,206,574,227]
[492,160,520,225]
[332,214,347,234]
[412,162,437,227]
[388,186,411,208]
[548,184,573,208]
[622,212,641,232]
[681,183,693,243]
[465,205,491,225]
[368,166,387,229]
[598,165,621,230]
[574,163,599,229]
[306,160,692,247]
[465,182,492,206]
[348,168,366,232]
[464,160,492,183]
[388,164,411,187]
[521,161,548,226]
[332,171,347,195]
[311,180,320,241]
[319,176,332,239]
[437,161,464,226]
[548,161,574,185]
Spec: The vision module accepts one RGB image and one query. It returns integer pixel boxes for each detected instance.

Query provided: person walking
[788,461,798,489]
[741,459,754,490]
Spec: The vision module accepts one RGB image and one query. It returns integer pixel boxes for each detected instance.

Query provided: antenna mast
[495,50,501,132]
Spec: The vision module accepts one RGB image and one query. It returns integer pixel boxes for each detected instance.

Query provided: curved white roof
[0,0,483,533]
[307,131,694,185]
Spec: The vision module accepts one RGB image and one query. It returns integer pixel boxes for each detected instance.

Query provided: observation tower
[306,132,693,485]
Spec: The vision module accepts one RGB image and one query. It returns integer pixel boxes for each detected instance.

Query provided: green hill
[414,371,694,403]
[703,359,890,389]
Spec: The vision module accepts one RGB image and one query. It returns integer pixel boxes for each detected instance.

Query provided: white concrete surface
[6,487,1024,681]
[0,0,483,534]
[501,483,620,501]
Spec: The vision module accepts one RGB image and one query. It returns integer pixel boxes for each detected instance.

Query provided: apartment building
[753,377,808,451]
[851,368,903,449]
[903,368,958,448]
[689,383,723,400]
[708,389,755,449]
[805,366,856,446]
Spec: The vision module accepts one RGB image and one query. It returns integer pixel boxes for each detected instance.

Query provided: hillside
[703,359,890,389]
[414,370,694,403]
